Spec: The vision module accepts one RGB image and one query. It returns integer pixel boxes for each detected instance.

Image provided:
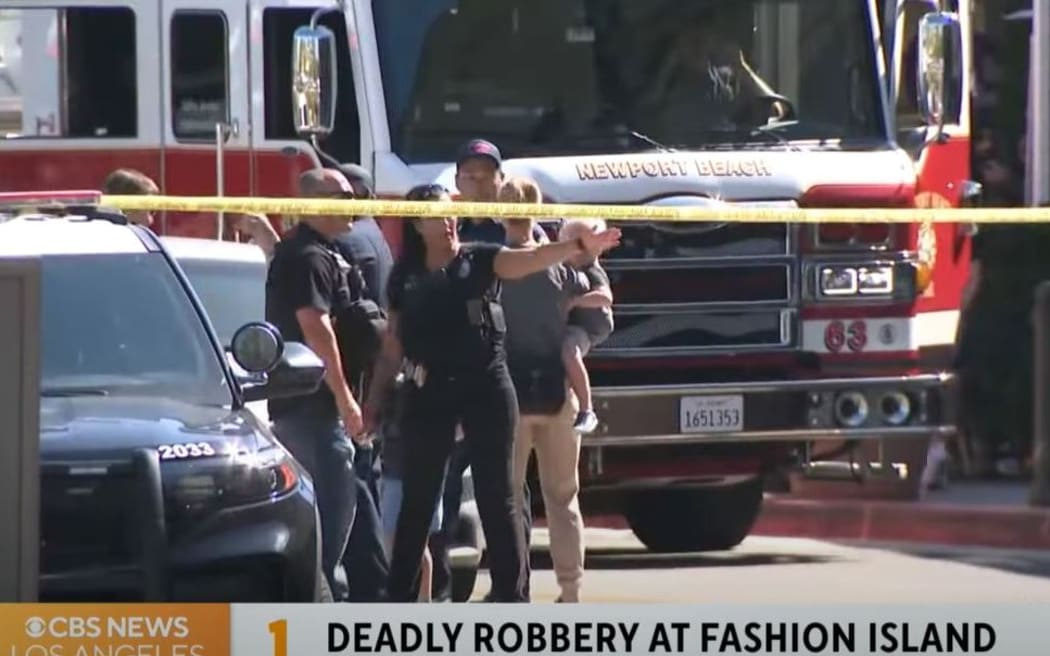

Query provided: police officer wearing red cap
[454,139,549,245]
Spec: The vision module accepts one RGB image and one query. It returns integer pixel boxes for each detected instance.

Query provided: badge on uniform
[332,251,352,274]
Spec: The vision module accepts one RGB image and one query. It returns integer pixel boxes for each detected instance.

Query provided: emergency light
[0,190,103,215]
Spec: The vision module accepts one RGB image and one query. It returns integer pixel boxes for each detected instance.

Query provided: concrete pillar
[0,258,41,601]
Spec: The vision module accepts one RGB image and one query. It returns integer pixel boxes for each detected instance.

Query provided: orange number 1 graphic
[268,619,288,656]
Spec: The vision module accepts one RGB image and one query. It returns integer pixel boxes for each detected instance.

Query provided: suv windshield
[175,258,267,346]
[374,0,884,162]
[40,253,232,406]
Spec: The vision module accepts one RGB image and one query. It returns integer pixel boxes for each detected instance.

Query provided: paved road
[471,529,1050,602]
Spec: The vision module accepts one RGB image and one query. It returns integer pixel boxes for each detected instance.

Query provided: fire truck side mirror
[916,12,963,133]
[291,25,338,138]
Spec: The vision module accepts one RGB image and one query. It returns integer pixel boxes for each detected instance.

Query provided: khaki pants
[512,389,584,601]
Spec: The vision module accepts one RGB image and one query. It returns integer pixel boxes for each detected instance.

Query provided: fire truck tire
[622,478,764,553]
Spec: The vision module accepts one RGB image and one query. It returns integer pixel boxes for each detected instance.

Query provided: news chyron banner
[1,603,1047,656]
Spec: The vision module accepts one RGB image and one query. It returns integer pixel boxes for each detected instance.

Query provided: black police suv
[0,205,330,602]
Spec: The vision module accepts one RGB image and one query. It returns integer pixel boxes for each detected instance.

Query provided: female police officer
[363,183,620,602]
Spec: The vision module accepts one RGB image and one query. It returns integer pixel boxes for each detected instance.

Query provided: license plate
[679,395,744,433]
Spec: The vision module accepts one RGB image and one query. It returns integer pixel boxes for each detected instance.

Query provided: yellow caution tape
[99,194,1050,224]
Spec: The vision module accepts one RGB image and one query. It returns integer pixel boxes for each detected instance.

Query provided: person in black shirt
[454,138,550,245]
[333,164,393,602]
[432,138,544,601]
[363,183,621,602]
[336,164,394,310]
[265,168,368,601]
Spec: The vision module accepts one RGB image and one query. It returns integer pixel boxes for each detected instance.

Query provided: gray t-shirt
[569,261,614,345]
[502,262,589,362]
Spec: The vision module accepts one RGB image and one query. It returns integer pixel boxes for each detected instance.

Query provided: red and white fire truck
[0,0,976,552]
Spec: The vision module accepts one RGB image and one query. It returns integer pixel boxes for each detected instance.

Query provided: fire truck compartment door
[160,0,252,238]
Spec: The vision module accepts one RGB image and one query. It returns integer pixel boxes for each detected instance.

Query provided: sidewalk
[753,481,1050,550]
[574,481,1050,551]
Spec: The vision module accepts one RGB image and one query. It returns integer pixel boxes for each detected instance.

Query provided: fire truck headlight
[857,266,894,295]
[880,391,912,425]
[817,263,905,299]
[819,266,858,296]
[833,391,869,428]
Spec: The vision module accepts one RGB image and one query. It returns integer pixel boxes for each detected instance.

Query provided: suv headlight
[170,446,299,511]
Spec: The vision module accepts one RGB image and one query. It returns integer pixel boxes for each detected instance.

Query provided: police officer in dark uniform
[336,164,394,313]
[266,168,369,601]
[431,139,547,601]
[363,183,621,602]
[333,164,393,602]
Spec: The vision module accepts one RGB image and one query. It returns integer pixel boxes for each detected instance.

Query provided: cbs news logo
[23,615,191,639]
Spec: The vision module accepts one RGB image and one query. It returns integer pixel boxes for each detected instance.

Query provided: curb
[752,496,1050,550]
[542,498,1050,550]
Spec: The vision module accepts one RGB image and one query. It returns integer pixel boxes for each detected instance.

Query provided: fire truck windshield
[373,0,886,163]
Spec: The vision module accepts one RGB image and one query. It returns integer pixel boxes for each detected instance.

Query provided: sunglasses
[406,183,450,201]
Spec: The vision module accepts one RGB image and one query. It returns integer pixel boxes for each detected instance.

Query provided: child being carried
[559,218,615,433]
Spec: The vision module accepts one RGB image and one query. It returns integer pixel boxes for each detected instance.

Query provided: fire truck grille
[593,310,792,354]
[604,221,790,260]
[591,217,796,356]
[607,264,790,305]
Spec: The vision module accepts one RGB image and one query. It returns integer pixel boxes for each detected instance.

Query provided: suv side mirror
[291,25,338,137]
[916,11,963,135]
[231,322,284,373]
[230,322,326,402]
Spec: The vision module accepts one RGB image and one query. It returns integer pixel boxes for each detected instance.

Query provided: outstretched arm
[493,228,621,280]
[493,239,584,280]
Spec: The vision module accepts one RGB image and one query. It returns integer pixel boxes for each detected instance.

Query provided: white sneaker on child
[574,410,599,434]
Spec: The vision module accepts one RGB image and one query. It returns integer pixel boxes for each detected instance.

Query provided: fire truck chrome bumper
[592,373,952,397]
[589,373,955,445]
[582,425,955,447]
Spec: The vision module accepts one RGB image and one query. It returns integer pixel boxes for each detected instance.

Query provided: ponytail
[399,221,427,273]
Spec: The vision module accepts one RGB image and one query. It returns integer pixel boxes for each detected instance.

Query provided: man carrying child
[499,176,598,603]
